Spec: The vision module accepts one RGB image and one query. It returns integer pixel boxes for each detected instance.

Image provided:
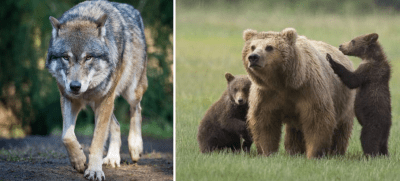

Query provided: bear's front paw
[326,53,338,69]
[326,54,333,63]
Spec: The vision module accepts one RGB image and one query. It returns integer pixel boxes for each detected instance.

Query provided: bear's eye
[265,45,273,51]
[251,45,256,51]
[351,40,355,45]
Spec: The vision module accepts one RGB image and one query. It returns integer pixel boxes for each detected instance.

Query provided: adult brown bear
[242,28,355,158]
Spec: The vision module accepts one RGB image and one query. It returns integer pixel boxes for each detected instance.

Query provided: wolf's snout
[70,81,81,92]
[238,98,244,104]
[248,54,260,64]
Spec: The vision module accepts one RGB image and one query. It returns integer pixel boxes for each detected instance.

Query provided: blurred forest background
[0,0,173,139]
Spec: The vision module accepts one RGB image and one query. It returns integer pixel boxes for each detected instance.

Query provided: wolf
[46,0,147,180]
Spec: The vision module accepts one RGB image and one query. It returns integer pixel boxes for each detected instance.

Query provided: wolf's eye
[251,45,255,51]
[62,56,69,61]
[351,40,355,45]
[85,56,93,61]
[265,45,273,51]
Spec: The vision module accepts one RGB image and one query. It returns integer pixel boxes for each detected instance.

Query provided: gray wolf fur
[46,1,147,180]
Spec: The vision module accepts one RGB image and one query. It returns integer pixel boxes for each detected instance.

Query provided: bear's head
[225,73,251,105]
[241,28,304,88]
[242,28,297,71]
[339,33,379,57]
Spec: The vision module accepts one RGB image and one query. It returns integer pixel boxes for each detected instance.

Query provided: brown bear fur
[241,28,355,158]
[326,33,391,157]
[197,73,253,153]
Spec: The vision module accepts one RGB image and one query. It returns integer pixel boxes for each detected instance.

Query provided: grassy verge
[176,3,400,181]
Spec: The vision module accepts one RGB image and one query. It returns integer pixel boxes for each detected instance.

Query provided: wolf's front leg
[61,96,86,173]
[128,103,143,162]
[84,96,114,181]
[103,114,121,168]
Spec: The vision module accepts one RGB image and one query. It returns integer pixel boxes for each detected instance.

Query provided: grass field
[176,3,400,181]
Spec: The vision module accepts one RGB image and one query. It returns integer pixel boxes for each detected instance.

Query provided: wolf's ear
[365,33,378,44]
[243,29,257,41]
[96,14,108,38]
[225,72,235,83]
[96,14,108,28]
[49,16,60,39]
[49,16,60,29]
[281,28,297,46]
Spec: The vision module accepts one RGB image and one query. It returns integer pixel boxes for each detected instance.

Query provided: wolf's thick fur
[326,33,391,157]
[46,1,147,180]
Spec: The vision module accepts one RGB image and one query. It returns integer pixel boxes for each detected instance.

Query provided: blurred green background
[176,0,400,180]
[179,0,400,13]
[0,0,172,139]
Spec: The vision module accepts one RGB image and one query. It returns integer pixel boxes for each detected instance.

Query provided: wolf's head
[46,14,116,98]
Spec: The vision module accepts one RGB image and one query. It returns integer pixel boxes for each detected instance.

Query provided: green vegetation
[176,2,400,180]
[0,0,172,138]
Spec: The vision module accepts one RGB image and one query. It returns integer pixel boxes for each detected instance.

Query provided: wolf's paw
[103,155,121,168]
[128,137,143,162]
[69,149,87,173]
[84,169,105,181]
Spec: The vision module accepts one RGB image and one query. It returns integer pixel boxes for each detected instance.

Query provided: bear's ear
[281,28,297,46]
[225,72,235,83]
[243,29,257,41]
[364,33,378,44]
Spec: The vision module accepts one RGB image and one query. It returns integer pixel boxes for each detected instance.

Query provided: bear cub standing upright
[197,73,253,153]
[326,33,391,157]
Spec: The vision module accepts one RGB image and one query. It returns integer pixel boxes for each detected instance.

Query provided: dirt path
[0,135,173,181]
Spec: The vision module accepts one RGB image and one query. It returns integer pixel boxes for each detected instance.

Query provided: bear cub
[197,73,252,153]
[326,33,391,157]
